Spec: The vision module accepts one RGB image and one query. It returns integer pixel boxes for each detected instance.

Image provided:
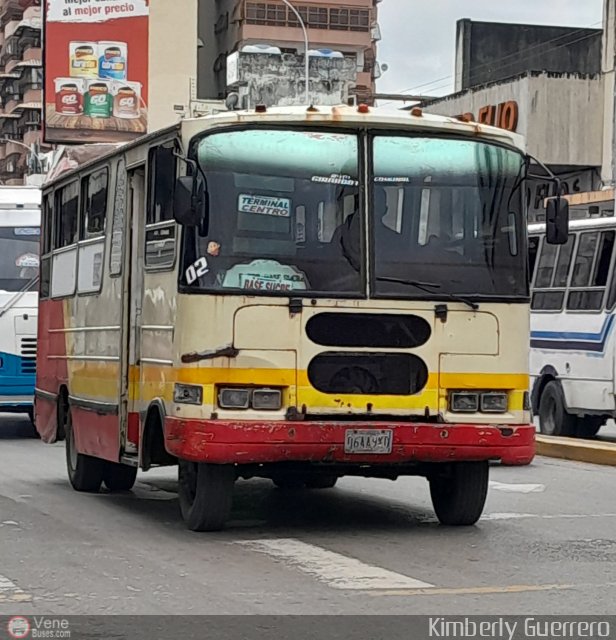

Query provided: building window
[245,3,371,32]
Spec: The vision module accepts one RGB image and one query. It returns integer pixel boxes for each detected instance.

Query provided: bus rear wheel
[538,381,576,436]
[178,461,235,532]
[103,462,137,492]
[65,409,104,493]
[429,461,489,526]
[576,416,604,439]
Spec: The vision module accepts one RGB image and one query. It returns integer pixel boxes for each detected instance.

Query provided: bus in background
[530,190,616,438]
[0,187,40,433]
[35,105,567,531]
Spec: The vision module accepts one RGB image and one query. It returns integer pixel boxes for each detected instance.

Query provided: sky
[376,0,604,98]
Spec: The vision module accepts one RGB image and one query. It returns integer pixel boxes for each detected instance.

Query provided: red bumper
[164,418,535,466]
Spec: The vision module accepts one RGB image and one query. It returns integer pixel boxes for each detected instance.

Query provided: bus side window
[567,231,614,311]
[147,145,176,225]
[81,169,109,238]
[531,238,563,311]
[55,181,79,248]
[40,194,53,299]
[145,144,177,269]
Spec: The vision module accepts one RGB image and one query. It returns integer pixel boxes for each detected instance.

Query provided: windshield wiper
[376,276,479,310]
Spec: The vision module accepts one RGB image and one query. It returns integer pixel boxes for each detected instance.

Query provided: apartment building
[0,0,43,185]
[199,0,381,103]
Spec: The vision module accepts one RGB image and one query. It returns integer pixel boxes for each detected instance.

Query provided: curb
[535,435,616,466]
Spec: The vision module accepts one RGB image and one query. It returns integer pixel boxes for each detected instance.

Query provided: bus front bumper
[164,419,535,466]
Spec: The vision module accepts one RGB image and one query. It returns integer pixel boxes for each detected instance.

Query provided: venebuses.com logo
[6,616,71,639]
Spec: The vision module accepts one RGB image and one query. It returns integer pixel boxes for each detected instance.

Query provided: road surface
[1,415,616,616]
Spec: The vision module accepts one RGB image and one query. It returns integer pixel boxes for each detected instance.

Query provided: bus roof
[180,105,526,152]
[43,105,527,188]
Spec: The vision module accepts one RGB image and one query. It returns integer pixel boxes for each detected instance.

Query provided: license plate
[344,429,393,454]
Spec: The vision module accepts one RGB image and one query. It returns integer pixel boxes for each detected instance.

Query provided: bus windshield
[183,128,527,299]
[0,226,40,292]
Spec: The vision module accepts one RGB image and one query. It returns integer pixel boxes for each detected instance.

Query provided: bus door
[120,164,146,459]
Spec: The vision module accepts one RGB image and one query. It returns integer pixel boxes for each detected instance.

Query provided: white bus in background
[0,187,40,433]
[529,190,616,438]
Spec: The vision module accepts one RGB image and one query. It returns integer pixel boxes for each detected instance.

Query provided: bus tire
[272,475,306,490]
[178,461,235,532]
[103,463,137,492]
[576,417,604,439]
[538,381,576,437]
[429,461,489,526]
[65,409,104,493]
[305,474,338,489]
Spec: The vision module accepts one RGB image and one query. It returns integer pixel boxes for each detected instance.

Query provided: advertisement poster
[44,0,149,144]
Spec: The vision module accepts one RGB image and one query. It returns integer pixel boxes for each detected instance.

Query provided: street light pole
[0,138,44,174]
[281,0,310,105]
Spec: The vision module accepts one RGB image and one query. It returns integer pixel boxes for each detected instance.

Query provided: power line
[382,19,603,103]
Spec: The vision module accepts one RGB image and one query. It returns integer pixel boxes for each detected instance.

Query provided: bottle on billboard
[98,42,127,81]
[85,80,113,118]
[54,78,85,115]
[69,42,99,79]
[112,81,141,119]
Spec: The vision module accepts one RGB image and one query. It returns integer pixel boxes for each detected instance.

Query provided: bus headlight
[252,388,282,411]
[174,383,203,405]
[480,392,508,413]
[450,392,479,413]
[218,388,251,409]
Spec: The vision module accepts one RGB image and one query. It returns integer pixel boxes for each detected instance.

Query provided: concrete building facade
[0,0,44,185]
[199,0,381,103]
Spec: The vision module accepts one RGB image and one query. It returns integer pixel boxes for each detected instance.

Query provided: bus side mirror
[173,175,208,229]
[545,196,569,245]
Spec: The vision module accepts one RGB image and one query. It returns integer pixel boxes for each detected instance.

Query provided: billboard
[44,0,149,144]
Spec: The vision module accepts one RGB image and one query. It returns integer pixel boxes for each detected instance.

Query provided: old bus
[35,105,564,531]
[530,190,616,438]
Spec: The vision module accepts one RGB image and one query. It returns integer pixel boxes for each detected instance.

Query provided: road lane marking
[367,581,616,597]
[489,481,545,493]
[482,512,616,521]
[236,538,434,590]
[367,583,576,597]
[0,574,31,603]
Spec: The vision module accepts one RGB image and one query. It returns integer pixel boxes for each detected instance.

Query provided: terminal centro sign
[457,101,519,132]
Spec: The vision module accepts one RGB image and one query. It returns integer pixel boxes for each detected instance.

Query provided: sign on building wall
[457,101,519,132]
[44,0,149,144]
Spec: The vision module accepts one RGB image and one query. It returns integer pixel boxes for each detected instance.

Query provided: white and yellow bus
[35,104,567,531]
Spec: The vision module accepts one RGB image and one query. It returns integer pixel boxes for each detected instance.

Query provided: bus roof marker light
[411,107,423,117]
[357,103,370,114]
[255,104,267,113]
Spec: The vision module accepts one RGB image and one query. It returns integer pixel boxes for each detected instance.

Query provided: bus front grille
[21,338,36,374]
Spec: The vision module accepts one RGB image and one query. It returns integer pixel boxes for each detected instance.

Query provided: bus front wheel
[178,461,235,532]
[429,461,489,526]
[65,409,104,493]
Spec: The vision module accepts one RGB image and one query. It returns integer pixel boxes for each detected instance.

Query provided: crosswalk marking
[236,538,434,590]
[489,481,546,493]
[0,574,31,603]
